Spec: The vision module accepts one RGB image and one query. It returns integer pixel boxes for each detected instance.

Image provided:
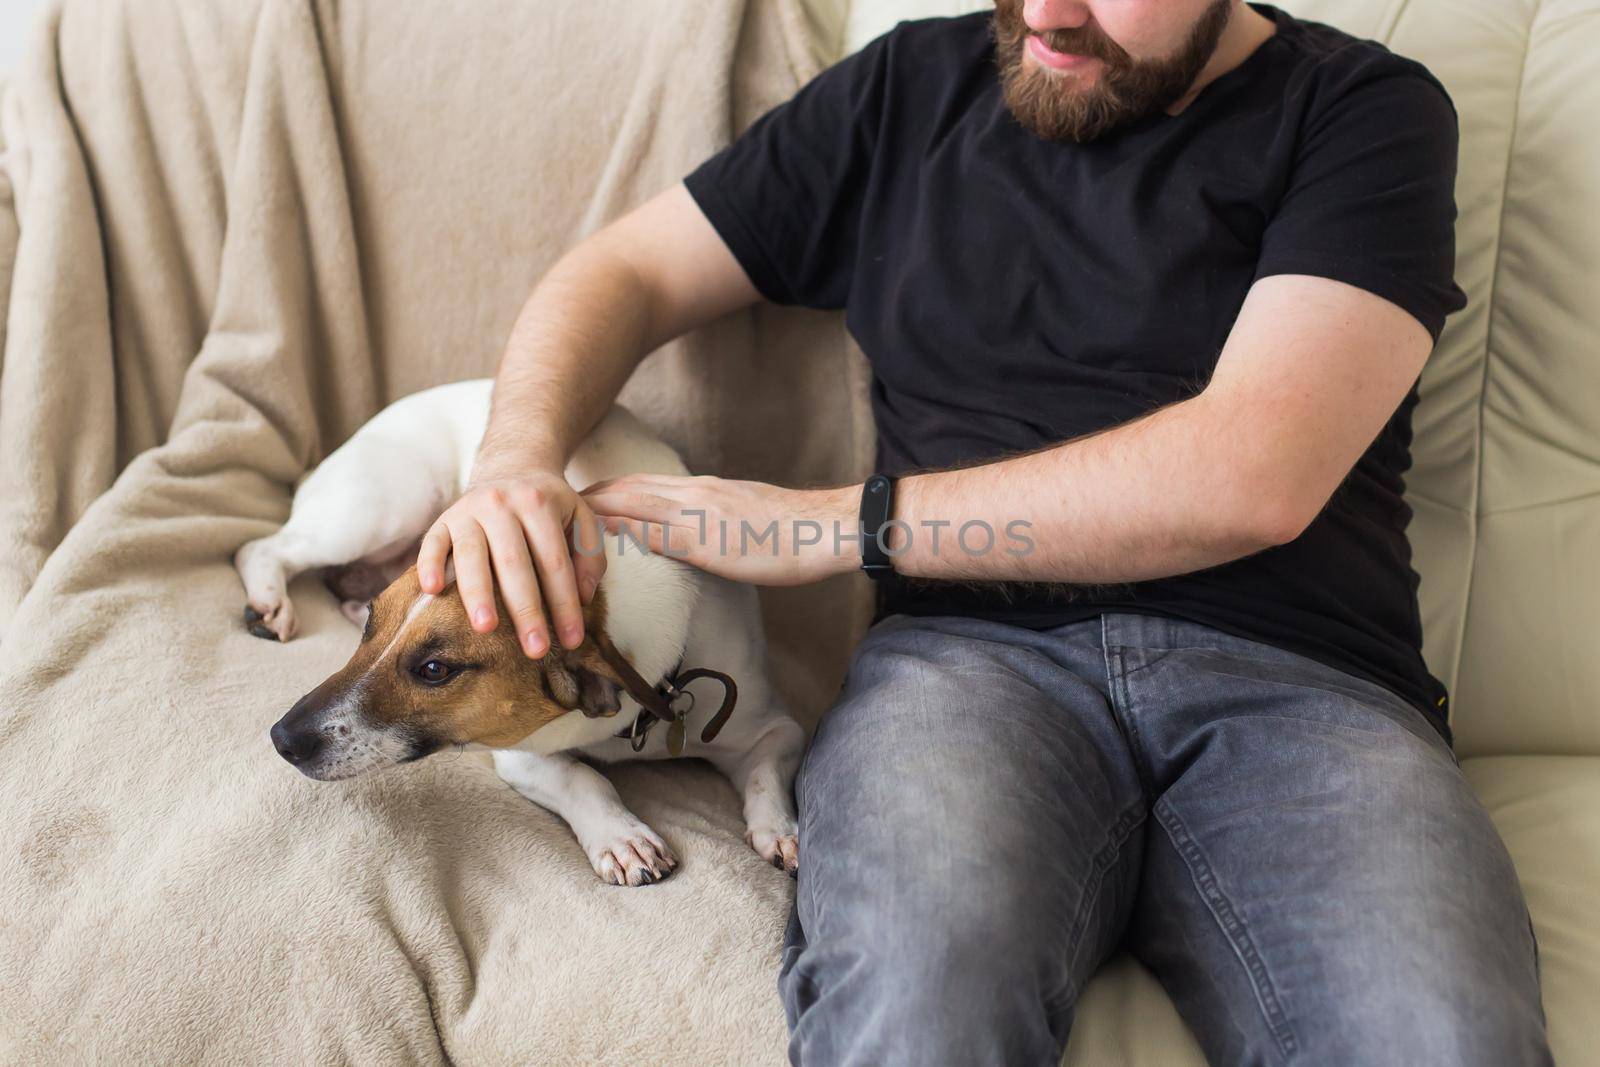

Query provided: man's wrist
[469,440,567,487]
[812,483,868,577]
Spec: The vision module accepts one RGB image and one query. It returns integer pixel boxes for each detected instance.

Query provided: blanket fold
[0,1,872,1061]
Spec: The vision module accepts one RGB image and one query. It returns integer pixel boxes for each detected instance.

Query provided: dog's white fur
[236,380,804,885]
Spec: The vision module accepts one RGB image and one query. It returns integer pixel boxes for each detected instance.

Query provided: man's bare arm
[470,183,762,480]
[582,274,1436,590]
[417,183,760,657]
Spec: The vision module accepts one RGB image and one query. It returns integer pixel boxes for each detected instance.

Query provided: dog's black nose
[271,719,325,766]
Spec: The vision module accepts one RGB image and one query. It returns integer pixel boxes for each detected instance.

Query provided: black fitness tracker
[858,473,898,580]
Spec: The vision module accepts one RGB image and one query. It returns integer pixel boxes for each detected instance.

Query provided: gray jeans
[778,611,1549,1066]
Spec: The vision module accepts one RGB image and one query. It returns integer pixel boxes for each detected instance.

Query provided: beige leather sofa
[805,1,1598,1063]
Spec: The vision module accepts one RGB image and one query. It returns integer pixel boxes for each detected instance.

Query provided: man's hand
[581,475,860,586]
[417,472,607,656]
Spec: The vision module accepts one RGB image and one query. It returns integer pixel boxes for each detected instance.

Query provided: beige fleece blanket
[0,1,875,1062]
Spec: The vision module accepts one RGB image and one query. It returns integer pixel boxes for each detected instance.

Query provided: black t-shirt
[683,3,1468,741]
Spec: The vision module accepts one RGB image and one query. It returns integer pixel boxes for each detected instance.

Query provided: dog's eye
[413,660,457,686]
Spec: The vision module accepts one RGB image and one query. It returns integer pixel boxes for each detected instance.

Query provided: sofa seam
[1376,0,1416,45]
[1450,0,1541,722]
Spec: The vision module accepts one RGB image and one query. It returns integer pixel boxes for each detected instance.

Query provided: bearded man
[418,2,1552,1064]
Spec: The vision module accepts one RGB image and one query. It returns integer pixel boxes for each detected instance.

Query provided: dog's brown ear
[544,649,623,718]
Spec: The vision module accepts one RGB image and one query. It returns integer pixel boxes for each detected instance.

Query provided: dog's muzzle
[270,690,434,780]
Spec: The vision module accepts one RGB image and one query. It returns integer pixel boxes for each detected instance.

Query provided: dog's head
[269,567,623,780]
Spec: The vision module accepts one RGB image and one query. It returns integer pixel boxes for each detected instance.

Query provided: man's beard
[992,0,1234,143]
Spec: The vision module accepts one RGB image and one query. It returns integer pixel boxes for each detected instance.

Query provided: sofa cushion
[1064,953,1206,1066]
[1461,755,1600,1065]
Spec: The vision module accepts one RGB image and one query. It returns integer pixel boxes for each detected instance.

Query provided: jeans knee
[781,904,1073,1067]
[1273,942,1552,1067]
[1302,991,1552,1067]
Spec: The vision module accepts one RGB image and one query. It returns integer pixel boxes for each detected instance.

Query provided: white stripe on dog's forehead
[366,592,435,676]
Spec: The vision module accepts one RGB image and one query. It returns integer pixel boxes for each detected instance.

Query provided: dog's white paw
[236,540,297,642]
[586,823,678,887]
[746,825,799,876]
[242,596,297,642]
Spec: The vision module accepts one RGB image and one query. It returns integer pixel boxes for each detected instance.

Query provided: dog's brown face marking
[354,568,625,750]
[270,567,623,780]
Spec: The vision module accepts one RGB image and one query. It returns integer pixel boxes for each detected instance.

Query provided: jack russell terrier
[235,380,804,886]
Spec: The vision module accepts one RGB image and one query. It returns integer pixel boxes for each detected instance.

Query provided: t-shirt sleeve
[1254,60,1469,342]
[681,30,893,309]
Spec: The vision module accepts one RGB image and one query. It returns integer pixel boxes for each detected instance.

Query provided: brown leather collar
[592,632,738,756]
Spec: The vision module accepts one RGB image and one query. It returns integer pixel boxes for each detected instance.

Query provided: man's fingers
[580,473,683,498]
[420,476,659,650]
[521,509,585,651]
[580,474,651,496]
[447,519,498,632]
[569,497,608,606]
[480,509,549,657]
[600,515,689,560]
[418,522,452,593]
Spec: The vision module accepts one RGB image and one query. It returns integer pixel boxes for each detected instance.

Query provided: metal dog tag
[666,717,687,758]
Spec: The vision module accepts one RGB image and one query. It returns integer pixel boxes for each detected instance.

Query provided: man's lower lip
[1026,34,1094,70]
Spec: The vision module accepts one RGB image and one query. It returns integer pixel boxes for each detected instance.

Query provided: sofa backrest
[814,0,1600,757]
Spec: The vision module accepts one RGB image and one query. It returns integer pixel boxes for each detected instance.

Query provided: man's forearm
[876,394,1298,584]
[577,387,1305,589]
[471,243,658,482]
